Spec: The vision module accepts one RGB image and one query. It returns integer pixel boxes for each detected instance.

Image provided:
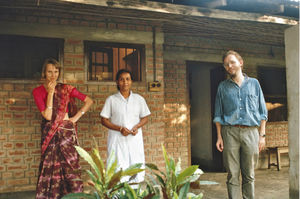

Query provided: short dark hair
[116,69,133,90]
[222,50,243,63]
[41,58,61,79]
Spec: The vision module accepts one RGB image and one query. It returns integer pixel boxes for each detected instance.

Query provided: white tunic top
[100,91,151,182]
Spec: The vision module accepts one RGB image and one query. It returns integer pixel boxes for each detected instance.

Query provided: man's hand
[259,136,265,152]
[216,137,224,152]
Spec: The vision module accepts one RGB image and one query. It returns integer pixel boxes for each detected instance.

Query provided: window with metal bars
[85,41,144,81]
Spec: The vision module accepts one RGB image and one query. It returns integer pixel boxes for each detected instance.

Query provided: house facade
[0,0,298,194]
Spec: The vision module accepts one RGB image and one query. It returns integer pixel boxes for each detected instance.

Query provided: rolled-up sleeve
[213,85,223,124]
[257,83,268,121]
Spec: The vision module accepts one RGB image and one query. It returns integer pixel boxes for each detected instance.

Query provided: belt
[232,125,251,129]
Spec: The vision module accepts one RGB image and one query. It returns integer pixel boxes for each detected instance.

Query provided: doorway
[187,61,225,171]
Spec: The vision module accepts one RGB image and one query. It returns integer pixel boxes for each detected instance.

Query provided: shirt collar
[228,73,249,84]
[118,91,132,101]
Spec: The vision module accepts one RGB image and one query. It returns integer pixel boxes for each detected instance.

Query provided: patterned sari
[36,84,83,199]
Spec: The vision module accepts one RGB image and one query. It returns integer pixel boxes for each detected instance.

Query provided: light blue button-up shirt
[213,75,268,126]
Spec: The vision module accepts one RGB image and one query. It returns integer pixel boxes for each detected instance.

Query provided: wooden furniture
[267,146,289,171]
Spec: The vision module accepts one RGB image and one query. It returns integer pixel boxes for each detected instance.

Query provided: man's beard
[227,71,236,79]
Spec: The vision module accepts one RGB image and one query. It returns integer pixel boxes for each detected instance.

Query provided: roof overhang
[56,0,298,25]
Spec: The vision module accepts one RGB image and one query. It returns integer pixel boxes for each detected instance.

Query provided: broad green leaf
[107,169,122,189]
[173,192,179,199]
[190,192,203,199]
[85,169,97,183]
[178,183,190,199]
[151,172,166,187]
[169,157,176,175]
[146,163,166,178]
[170,170,177,191]
[145,163,159,171]
[94,191,101,199]
[75,146,101,179]
[162,144,170,174]
[124,184,137,199]
[125,163,143,170]
[106,150,116,172]
[122,168,144,177]
[106,158,118,183]
[176,165,198,185]
[62,192,96,199]
[91,148,105,182]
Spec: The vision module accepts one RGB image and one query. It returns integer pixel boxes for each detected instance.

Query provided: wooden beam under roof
[54,0,297,25]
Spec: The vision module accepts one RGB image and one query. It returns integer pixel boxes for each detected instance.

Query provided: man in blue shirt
[214,50,268,199]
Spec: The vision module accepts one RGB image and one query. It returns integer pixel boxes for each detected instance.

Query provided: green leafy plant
[62,145,144,199]
[145,145,204,199]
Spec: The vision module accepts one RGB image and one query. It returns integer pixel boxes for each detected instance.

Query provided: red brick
[0,135,7,141]
[8,150,28,156]
[0,180,4,187]
[3,142,13,149]
[8,106,29,112]
[7,179,29,186]
[2,172,13,178]
[13,113,25,119]
[3,84,14,91]
[15,143,25,148]
[25,171,35,177]
[65,39,82,45]
[13,171,25,178]
[27,142,36,148]
[64,67,84,72]
[0,91,9,97]
[3,113,12,119]
[10,91,31,98]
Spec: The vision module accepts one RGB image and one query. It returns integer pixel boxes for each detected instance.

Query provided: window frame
[84,41,145,82]
[0,34,64,83]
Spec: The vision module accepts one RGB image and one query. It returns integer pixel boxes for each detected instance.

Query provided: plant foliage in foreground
[145,145,204,199]
[62,145,144,199]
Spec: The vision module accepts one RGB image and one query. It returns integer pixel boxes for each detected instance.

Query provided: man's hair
[222,50,243,63]
[116,69,133,90]
[41,58,61,79]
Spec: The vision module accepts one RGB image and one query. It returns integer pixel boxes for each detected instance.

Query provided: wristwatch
[259,134,266,137]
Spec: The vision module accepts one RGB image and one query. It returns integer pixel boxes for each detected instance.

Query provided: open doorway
[187,61,225,171]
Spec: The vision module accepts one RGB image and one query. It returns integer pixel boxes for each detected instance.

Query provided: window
[0,35,63,80]
[258,67,287,121]
[85,41,144,81]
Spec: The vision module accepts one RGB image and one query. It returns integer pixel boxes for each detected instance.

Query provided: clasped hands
[120,126,138,136]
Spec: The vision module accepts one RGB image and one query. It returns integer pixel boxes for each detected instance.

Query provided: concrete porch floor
[194,166,289,199]
[0,166,289,199]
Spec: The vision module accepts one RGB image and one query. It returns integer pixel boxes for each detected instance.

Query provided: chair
[267,146,289,171]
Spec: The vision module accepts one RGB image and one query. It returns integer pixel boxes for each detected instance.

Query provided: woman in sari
[32,58,93,199]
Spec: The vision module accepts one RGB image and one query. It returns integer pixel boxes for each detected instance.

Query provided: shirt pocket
[247,94,258,111]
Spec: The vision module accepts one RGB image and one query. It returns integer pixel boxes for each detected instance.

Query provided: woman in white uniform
[100,69,151,184]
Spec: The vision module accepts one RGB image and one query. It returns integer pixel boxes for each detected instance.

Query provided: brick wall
[164,60,191,168]
[265,121,288,147]
[0,8,165,193]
